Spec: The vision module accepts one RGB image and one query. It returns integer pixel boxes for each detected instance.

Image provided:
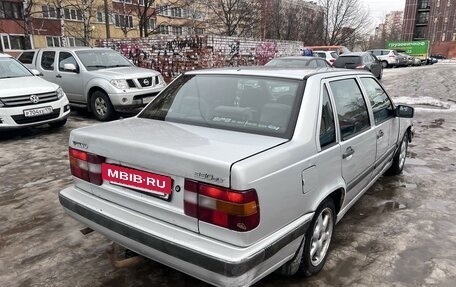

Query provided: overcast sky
[359,0,406,25]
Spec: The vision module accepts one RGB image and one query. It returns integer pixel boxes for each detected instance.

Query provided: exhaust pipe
[105,242,146,269]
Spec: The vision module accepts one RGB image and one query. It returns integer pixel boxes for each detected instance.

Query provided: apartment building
[0,0,208,54]
[402,0,456,56]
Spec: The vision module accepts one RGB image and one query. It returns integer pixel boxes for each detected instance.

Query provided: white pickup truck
[18,47,166,121]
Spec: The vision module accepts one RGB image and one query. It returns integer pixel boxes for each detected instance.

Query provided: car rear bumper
[59,186,313,287]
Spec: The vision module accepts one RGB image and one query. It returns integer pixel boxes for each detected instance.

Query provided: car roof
[184,67,372,80]
[0,53,12,58]
[339,52,365,56]
[313,50,336,53]
[21,47,113,52]
[269,56,317,60]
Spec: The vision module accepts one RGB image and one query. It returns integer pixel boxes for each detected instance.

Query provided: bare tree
[264,0,324,43]
[205,0,259,36]
[318,0,371,46]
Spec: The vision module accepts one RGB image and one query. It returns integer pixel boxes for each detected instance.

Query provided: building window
[46,36,61,47]
[0,34,33,51]
[159,25,169,34]
[114,14,133,28]
[42,5,58,19]
[63,8,83,21]
[172,26,182,35]
[0,1,24,19]
[442,33,446,41]
[195,28,205,35]
[146,18,156,30]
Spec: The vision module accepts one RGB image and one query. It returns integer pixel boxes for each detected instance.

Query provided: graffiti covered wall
[96,35,303,82]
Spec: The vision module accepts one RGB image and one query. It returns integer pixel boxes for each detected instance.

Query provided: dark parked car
[333,52,383,79]
[265,56,333,68]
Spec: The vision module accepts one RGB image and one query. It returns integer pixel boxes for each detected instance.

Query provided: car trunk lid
[69,117,287,232]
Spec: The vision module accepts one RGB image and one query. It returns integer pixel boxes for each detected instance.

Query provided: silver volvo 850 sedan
[59,67,414,287]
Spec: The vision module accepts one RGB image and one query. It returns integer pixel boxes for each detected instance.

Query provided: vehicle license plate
[102,163,173,199]
[142,97,153,104]
[23,106,53,117]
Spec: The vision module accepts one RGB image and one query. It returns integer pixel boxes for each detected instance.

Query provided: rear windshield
[138,74,304,139]
[334,56,362,67]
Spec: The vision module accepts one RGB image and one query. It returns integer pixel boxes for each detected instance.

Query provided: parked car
[265,56,333,68]
[400,53,415,66]
[333,52,383,79]
[413,57,422,66]
[396,53,409,67]
[313,50,339,65]
[367,49,399,68]
[0,53,70,129]
[59,67,414,287]
[17,47,166,121]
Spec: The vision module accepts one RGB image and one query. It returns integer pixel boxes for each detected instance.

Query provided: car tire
[385,132,409,176]
[381,61,388,68]
[90,90,116,121]
[49,118,67,128]
[296,198,336,277]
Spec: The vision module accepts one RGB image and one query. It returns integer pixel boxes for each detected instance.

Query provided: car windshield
[138,74,303,139]
[75,50,133,71]
[0,57,33,79]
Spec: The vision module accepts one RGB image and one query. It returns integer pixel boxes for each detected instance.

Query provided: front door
[359,77,397,175]
[328,78,376,203]
[54,51,84,104]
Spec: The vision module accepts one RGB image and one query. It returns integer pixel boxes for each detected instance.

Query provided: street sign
[386,40,429,59]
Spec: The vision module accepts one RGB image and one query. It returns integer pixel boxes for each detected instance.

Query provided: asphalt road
[1,64,456,287]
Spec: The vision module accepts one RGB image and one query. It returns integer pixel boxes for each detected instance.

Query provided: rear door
[359,77,397,175]
[327,77,376,203]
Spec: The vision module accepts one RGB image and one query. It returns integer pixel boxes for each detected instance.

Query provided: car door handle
[377,130,384,139]
[342,147,355,159]
[56,74,62,78]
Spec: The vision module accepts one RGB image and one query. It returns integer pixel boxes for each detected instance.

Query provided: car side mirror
[396,105,414,118]
[64,63,78,73]
[31,69,43,76]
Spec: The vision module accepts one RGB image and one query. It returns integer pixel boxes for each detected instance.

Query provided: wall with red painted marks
[96,35,303,82]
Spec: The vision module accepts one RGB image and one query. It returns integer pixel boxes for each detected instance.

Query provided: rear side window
[18,52,34,64]
[360,77,394,125]
[316,52,326,58]
[41,51,55,71]
[329,79,370,141]
[371,50,381,56]
[138,74,303,139]
[320,85,336,148]
[330,52,338,58]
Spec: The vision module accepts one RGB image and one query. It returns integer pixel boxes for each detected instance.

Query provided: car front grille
[12,108,61,124]
[0,91,59,107]
[138,77,153,87]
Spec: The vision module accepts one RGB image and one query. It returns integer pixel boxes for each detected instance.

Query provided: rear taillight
[69,147,105,185]
[329,59,335,63]
[184,179,260,232]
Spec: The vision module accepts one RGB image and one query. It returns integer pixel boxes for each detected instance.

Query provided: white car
[313,50,339,65]
[60,68,414,286]
[0,53,70,129]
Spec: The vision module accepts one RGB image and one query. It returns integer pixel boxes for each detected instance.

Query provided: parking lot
[1,64,456,287]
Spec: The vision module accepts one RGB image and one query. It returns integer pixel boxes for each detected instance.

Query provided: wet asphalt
[1,64,456,287]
